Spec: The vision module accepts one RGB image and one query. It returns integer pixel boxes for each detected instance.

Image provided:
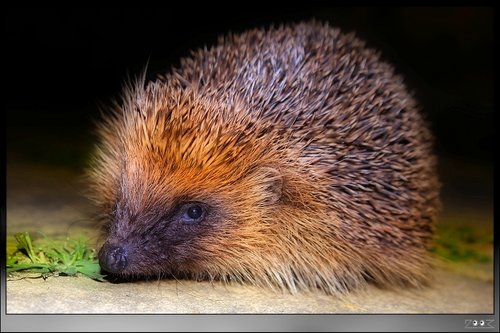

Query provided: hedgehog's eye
[180,203,205,224]
[187,205,203,219]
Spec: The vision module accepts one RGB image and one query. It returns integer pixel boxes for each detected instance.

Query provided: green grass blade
[7,232,106,281]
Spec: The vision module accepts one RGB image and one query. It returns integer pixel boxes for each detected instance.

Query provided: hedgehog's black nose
[99,245,128,274]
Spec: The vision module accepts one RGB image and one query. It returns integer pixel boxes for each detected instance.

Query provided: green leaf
[14,232,38,263]
[76,262,107,281]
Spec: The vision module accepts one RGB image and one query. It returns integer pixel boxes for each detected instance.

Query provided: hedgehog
[87,21,440,295]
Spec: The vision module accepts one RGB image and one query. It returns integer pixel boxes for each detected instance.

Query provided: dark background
[5,7,493,210]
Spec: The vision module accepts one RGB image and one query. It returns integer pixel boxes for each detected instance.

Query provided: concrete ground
[6,267,493,314]
[5,162,494,314]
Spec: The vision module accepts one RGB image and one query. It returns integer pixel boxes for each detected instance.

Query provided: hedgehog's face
[91,89,313,281]
[98,192,228,278]
[96,133,284,280]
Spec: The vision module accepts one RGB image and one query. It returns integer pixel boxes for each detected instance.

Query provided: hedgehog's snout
[99,244,128,274]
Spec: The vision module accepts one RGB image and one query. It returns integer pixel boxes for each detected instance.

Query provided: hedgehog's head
[88,82,323,282]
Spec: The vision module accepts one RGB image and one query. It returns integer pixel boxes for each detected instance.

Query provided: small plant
[7,232,105,281]
[432,224,493,263]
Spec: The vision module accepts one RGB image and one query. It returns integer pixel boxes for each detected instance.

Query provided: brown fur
[87,21,440,294]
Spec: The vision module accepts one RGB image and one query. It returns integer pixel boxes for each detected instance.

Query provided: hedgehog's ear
[258,166,283,205]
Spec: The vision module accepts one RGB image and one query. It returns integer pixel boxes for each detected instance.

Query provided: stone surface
[6,269,493,314]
